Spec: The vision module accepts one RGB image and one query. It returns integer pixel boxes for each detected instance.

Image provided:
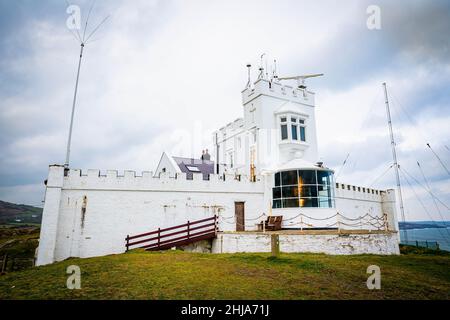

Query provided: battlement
[46,165,264,193]
[334,181,387,202]
[242,79,315,107]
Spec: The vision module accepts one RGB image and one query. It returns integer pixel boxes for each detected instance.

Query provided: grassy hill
[0,200,42,226]
[1,249,449,300]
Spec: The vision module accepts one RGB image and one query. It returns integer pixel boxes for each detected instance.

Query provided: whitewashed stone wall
[37,165,400,266]
[36,165,265,265]
[212,232,400,255]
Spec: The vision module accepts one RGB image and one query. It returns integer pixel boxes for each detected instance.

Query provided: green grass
[1,249,449,300]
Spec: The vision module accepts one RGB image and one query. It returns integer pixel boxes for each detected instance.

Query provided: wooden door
[235,202,245,231]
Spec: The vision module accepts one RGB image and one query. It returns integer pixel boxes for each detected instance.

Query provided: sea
[400,227,450,252]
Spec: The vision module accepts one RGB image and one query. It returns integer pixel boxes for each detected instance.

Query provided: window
[291,119,298,140]
[280,117,288,140]
[299,170,316,185]
[272,169,335,208]
[300,126,306,142]
[186,166,200,172]
[279,115,306,142]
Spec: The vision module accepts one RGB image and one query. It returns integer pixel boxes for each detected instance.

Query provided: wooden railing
[125,215,218,251]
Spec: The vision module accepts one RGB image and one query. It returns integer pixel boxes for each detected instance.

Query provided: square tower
[213,77,320,177]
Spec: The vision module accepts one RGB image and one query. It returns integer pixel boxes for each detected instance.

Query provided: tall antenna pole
[63,2,110,168]
[65,42,85,168]
[383,82,407,242]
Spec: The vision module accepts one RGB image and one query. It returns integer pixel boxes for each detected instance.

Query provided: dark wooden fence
[126,215,218,251]
[1,254,35,274]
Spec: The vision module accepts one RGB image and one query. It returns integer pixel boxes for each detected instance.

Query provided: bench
[258,216,283,231]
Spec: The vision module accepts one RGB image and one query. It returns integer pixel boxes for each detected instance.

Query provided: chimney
[203,149,211,161]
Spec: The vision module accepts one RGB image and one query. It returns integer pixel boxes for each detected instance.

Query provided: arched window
[272,169,335,208]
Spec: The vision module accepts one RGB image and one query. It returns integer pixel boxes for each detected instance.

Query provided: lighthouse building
[36,65,400,266]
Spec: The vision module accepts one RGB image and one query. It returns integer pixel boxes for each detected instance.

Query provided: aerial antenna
[64,1,110,168]
[383,82,408,242]
[246,64,252,89]
[278,73,324,90]
[273,59,278,80]
[258,53,266,80]
[426,143,450,175]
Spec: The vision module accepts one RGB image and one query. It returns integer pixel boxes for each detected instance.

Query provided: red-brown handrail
[125,215,218,251]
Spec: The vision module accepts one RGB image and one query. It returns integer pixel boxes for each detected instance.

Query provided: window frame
[278,113,307,143]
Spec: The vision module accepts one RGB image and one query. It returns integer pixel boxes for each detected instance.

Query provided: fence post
[1,254,7,274]
[215,215,218,235]
[416,240,419,247]
[157,228,161,249]
[337,214,341,233]
[187,220,190,240]
[271,234,280,257]
[426,240,428,248]
[125,235,129,252]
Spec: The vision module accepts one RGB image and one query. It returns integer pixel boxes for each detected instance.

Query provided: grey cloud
[0,0,449,217]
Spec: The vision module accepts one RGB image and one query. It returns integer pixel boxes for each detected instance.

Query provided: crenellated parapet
[58,166,265,193]
[334,182,384,202]
[242,79,315,107]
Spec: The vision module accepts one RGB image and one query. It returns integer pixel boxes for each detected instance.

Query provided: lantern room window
[272,169,335,208]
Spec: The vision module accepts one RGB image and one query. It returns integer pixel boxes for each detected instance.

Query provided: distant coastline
[399,221,450,230]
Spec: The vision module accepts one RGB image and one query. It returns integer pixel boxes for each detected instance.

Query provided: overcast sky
[0,0,449,221]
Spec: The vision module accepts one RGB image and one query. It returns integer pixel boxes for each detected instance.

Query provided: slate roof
[172,156,214,179]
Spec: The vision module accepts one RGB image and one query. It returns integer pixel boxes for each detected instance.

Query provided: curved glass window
[272,169,335,208]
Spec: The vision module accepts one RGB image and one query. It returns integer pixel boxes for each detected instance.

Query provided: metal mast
[383,82,407,242]
[63,3,109,168]
[65,43,85,168]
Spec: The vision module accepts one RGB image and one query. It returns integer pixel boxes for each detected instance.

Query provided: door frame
[235,201,245,232]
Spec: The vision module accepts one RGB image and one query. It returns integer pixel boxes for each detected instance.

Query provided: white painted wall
[213,79,320,177]
[154,152,181,177]
[36,166,265,265]
[37,165,399,265]
[212,232,400,255]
